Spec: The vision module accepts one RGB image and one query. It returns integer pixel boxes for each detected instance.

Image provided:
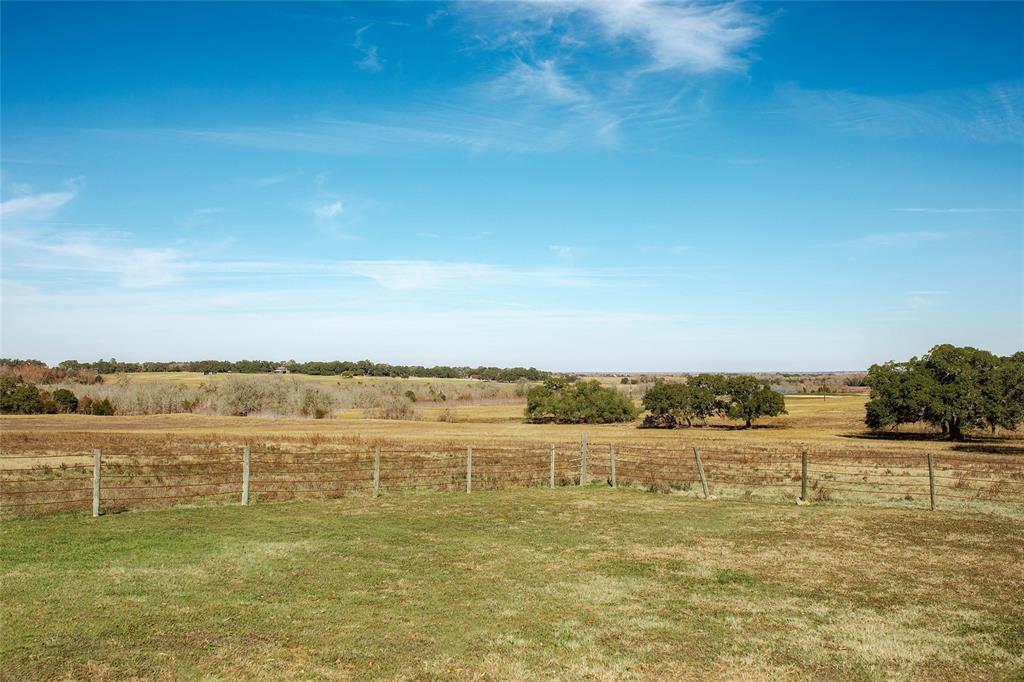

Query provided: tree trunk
[947,418,963,441]
[745,417,752,428]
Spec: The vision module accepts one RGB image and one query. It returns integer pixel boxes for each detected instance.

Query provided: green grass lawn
[2,488,1022,680]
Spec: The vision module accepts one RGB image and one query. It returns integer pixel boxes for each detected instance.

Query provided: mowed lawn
[2,489,1022,680]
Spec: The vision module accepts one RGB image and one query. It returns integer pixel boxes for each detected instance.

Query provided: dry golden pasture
[3,384,1021,519]
[2,390,1017,458]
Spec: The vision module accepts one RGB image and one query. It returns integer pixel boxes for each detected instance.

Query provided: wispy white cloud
[780,81,1024,144]
[159,105,615,156]
[0,177,82,221]
[134,2,761,159]
[905,290,947,309]
[461,1,763,75]
[182,206,228,227]
[3,230,187,288]
[354,25,382,72]
[313,200,344,220]
[490,59,589,104]
[248,172,300,188]
[823,230,953,249]
[549,244,575,262]
[583,0,763,74]
[4,225,698,295]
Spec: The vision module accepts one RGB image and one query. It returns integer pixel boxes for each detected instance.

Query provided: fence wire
[1,441,1021,515]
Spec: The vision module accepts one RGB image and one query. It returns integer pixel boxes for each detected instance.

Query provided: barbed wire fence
[2,434,1022,517]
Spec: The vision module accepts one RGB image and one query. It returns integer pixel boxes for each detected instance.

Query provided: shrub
[524,378,638,424]
[363,396,418,420]
[298,386,334,419]
[0,376,45,414]
[219,378,266,416]
[40,393,59,414]
[79,396,115,416]
[52,388,79,413]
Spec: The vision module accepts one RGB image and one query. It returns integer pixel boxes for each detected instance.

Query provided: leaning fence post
[549,443,556,489]
[242,446,250,505]
[928,453,936,511]
[610,443,617,488]
[466,446,473,494]
[373,446,381,497]
[693,447,709,500]
[580,432,589,486]
[92,448,101,517]
[801,451,808,502]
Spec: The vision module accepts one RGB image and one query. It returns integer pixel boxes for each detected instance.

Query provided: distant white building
[273,366,289,374]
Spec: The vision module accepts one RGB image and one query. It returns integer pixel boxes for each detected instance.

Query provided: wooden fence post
[928,453,936,511]
[801,451,808,502]
[693,447,709,500]
[373,446,381,497]
[610,443,617,488]
[466,446,473,494]
[242,446,250,506]
[549,443,555,489]
[580,432,589,486]
[92,449,101,517]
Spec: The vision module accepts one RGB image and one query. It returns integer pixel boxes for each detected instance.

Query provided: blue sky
[1,1,1021,371]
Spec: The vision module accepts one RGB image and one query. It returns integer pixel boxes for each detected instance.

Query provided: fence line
[2,433,1022,517]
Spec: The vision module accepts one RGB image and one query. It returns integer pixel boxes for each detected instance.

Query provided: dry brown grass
[2,395,1021,518]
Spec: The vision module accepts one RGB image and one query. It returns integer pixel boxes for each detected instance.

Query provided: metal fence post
[610,443,617,488]
[466,446,473,494]
[92,449,101,517]
[373,446,381,497]
[801,451,808,502]
[549,443,555,489]
[693,447,709,500]
[242,446,250,505]
[580,432,589,485]
[928,453,936,511]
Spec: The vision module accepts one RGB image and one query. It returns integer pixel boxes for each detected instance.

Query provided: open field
[2,488,1022,680]
[2,391,1022,679]
[3,394,1022,517]
[2,394,1020,454]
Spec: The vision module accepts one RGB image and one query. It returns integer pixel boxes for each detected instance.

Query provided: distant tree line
[642,374,787,428]
[0,358,551,383]
[866,344,1024,440]
[0,359,102,385]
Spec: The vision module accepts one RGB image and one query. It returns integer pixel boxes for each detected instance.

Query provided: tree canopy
[641,374,786,428]
[865,345,1024,440]
[525,378,639,424]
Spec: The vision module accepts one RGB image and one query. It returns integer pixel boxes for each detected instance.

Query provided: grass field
[2,487,1022,680]
[3,392,1022,679]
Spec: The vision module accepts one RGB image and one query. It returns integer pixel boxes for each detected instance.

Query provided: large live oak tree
[865,345,1024,440]
[641,374,786,429]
